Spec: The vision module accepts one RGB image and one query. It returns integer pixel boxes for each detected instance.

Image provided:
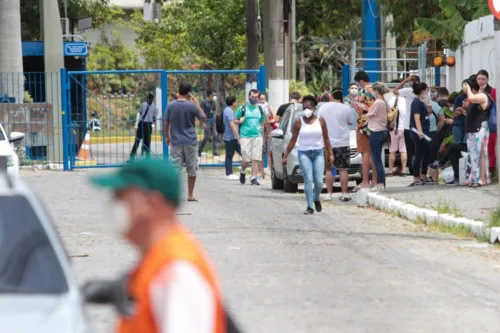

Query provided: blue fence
[62,67,265,170]
[0,72,63,168]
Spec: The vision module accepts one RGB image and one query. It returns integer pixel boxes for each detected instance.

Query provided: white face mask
[349,88,358,96]
[108,200,131,236]
[303,108,314,118]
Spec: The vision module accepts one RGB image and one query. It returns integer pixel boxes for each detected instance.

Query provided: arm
[393,76,414,95]
[226,110,240,142]
[414,113,424,137]
[282,119,301,164]
[234,106,244,125]
[261,109,270,140]
[164,105,171,145]
[465,84,488,106]
[192,96,207,122]
[150,261,215,333]
[437,112,445,131]
[319,117,334,165]
[366,100,380,118]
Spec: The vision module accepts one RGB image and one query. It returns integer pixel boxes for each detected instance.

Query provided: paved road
[22,168,500,333]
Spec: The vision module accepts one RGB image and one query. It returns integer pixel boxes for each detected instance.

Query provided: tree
[87,31,139,71]
[0,0,24,103]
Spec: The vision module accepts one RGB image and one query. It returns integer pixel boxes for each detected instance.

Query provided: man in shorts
[165,82,206,201]
[235,89,270,186]
[318,88,355,201]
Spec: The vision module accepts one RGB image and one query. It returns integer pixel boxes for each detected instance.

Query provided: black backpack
[238,104,264,133]
[215,110,225,134]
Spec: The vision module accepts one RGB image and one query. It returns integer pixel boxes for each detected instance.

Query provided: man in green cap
[90,158,228,333]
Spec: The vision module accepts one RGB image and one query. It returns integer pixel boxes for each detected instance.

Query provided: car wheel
[283,167,298,193]
[271,162,284,190]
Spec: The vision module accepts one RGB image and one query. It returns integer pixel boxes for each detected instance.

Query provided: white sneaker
[226,174,239,180]
[325,193,333,201]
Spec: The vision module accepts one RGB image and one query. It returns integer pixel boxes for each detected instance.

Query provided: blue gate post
[342,64,351,94]
[161,70,169,159]
[61,68,70,171]
[434,66,441,86]
[257,66,269,167]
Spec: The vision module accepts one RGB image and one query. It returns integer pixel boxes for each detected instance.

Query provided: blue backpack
[487,95,497,133]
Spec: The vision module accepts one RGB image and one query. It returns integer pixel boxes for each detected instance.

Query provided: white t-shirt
[318,102,354,148]
[387,95,406,131]
[398,87,415,130]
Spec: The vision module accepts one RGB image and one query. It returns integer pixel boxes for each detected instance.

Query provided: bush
[289,80,311,97]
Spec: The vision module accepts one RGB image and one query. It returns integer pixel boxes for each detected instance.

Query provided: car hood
[0,139,13,156]
[0,295,87,333]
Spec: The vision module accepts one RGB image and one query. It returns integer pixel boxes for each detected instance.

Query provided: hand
[281,155,287,166]
[439,143,446,153]
[445,118,453,125]
[152,124,155,130]
[417,131,424,139]
[464,82,471,92]
[329,154,334,166]
[239,116,245,123]
[166,136,171,145]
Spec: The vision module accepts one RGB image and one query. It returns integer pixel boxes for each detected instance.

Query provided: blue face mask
[249,97,258,105]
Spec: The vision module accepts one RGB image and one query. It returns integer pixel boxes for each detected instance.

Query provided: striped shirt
[139,102,158,123]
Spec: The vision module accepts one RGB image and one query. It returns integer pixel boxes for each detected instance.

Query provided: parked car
[269,103,362,193]
[0,123,24,176]
[0,166,91,333]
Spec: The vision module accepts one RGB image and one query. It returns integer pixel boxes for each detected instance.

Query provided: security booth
[0,41,88,162]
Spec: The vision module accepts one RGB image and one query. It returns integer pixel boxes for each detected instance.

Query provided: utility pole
[263,0,287,111]
[290,0,296,81]
[246,0,259,98]
[495,17,500,176]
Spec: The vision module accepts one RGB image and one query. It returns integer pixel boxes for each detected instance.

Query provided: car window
[279,108,292,131]
[0,195,68,294]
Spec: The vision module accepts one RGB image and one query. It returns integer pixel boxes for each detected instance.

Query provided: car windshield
[0,195,68,294]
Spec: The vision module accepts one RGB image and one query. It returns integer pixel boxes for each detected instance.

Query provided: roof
[109,0,144,9]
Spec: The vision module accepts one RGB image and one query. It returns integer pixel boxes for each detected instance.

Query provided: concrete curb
[355,189,500,244]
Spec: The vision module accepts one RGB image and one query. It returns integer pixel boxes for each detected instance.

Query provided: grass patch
[433,199,462,216]
[427,222,476,238]
[487,207,500,228]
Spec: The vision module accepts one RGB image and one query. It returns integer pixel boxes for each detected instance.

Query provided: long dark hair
[477,69,492,94]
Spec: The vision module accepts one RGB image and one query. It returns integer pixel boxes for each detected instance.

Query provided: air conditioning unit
[61,18,70,35]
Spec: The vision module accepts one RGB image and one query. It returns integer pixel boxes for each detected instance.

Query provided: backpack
[487,95,497,133]
[387,96,399,132]
[215,110,225,134]
[238,104,264,133]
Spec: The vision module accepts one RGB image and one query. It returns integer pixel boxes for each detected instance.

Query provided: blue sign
[64,42,88,57]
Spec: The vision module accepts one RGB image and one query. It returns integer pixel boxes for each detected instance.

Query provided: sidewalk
[354,176,500,243]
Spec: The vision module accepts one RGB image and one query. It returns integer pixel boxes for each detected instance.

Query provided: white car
[0,166,91,333]
[0,123,25,176]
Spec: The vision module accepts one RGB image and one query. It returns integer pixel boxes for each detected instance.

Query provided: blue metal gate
[62,68,265,170]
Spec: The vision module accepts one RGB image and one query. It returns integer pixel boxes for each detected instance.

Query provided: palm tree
[0,0,24,103]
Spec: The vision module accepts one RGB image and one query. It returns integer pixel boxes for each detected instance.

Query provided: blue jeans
[298,149,325,208]
[369,130,387,184]
[224,139,241,176]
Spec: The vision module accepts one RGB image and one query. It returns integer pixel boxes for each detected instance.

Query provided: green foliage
[307,69,339,95]
[289,80,312,97]
[87,32,139,71]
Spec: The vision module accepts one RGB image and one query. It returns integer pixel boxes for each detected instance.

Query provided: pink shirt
[367,99,388,132]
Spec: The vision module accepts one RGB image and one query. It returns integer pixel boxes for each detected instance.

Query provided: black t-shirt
[465,101,489,133]
[410,98,430,132]
[276,102,292,118]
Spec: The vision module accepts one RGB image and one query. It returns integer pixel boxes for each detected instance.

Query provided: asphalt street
[22,168,500,333]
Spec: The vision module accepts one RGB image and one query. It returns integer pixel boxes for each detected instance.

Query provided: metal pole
[350,41,356,82]
[494,18,500,178]
[291,0,296,81]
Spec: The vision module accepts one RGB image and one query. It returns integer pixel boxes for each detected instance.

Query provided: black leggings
[411,131,430,177]
[440,143,467,181]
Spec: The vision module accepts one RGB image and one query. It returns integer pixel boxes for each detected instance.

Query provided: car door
[271,108,292,179]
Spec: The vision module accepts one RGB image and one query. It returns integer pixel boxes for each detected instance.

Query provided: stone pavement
[21,168,500,333]
[382,176,500,222]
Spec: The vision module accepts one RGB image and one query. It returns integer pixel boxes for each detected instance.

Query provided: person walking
[235,89,270,186]
[282,95,333,215]
[90,158,229,333]
[130,93,157,161]
[318,88,355,202]
[275,91,301,123]
[165,83,206,202]
[366,82,389,191]
[222,96,241,180]
[198,90,219,157]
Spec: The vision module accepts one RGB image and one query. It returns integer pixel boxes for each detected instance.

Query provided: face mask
[349,88,358,96]
[249,97,258,105]
[303,108,314,118]
[108,200,131,236]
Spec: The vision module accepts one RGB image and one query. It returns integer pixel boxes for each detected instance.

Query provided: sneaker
[251,178,260,186]
[304,207,314,215]
[314,200,322,212]
[325,193,333,201]
[213,151,220,157]
[370,185,385,192]
[226,174,239,180]
[339,194,352,202]
[446,179,460,187]
[239,169,246,184]
[409,180,425,186]
[423,178,436,185]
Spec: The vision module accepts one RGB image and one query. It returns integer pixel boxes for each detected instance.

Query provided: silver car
[269,103,362,193]
[0,160,90,333]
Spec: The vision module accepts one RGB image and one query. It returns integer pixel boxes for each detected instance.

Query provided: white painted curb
[355,189,498,244]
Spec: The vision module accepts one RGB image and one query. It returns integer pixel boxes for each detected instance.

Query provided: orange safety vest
[116,224,226,333]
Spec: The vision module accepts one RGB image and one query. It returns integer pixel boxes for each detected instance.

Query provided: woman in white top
[282,96,334,215]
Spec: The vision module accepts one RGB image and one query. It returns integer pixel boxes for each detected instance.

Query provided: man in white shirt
[318,88,355,201]
[393,75,420,174]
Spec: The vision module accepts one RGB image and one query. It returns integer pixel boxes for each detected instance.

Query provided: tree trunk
[298,51,306,83]
[246,0,259,79]
[0,0,24,103]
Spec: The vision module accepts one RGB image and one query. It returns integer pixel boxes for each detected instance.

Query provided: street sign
[489,0,500,20]
[64,42,88,57]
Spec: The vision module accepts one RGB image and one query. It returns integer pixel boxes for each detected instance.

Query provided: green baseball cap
[90,158,181,207]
